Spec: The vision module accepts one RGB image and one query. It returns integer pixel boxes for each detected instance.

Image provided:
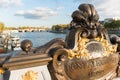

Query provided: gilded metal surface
[67,36,118,59]
[22,70,38,80]
[0,68,5,74]
[67,37,91,59]
[95,35,118,56]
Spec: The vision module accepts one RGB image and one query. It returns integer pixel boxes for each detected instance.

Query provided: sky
[0,0,120,28]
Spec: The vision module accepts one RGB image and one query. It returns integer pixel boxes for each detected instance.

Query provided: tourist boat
[10,36,21,51]
[0,33,21,54]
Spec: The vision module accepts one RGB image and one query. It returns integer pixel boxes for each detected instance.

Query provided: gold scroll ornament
[67,37,91,59]
[67,35,118,59]
[22,70,38,80]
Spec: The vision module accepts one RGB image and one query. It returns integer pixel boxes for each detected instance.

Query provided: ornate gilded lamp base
[48,3,120,80]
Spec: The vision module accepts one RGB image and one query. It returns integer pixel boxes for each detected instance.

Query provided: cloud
[94,0,120,19]
[0,0,23,7]
[73,0,120,19]
[15,7,61,19]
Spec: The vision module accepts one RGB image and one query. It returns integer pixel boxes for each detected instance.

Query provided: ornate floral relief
[95,35,118,56]
[67,37,91,59]
[22,70,38,80]
[67,35,118,60]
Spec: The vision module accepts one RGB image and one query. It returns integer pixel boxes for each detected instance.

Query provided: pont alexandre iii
[0,3,120,80]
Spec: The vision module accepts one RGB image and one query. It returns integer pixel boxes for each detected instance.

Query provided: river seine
[11,32,66,47]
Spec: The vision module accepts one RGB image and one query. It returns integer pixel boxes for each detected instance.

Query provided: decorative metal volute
[50,3,119,80]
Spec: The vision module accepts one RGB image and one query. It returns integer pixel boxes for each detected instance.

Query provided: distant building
[104,17,120,23]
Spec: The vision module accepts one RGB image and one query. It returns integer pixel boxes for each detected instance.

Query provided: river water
[11,32,66,47]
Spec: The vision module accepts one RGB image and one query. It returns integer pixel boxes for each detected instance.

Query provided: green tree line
[1,26,48,31]
[52,24,69,31]
[104,20,120,29]
[4,27,17,30]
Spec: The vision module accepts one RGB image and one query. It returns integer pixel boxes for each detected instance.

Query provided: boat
[10,36,21,51]
[0,33,21,54]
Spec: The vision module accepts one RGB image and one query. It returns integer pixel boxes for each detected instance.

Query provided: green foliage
[4,26,47,30]
[0,22,4,32]
[52,24,69,31]
[104,20,120,29]
[4,27,17,30]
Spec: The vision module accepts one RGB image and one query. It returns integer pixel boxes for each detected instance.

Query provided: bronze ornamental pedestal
[48,3,120,80]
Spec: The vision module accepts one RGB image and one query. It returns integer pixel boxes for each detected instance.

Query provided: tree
[51,24,69,31]
[0,22,4,33]
[104,20,120,29]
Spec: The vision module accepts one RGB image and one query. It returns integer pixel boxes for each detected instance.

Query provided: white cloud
[15,7,61,19]
[73,0,120,19]
[96,0,120,18]
[94,0,120,19]
[0,0,23,7]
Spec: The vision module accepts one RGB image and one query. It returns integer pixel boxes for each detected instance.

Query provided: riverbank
[49,30,67,34]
